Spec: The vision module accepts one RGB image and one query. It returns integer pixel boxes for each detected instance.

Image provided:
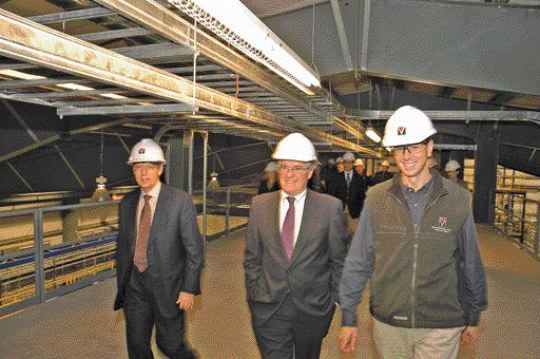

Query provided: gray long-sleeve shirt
[340,180,487,327]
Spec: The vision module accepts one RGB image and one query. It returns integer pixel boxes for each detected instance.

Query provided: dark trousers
[252,295,335,359]
[124,268,194,359]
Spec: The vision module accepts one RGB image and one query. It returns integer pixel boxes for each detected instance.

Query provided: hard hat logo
[397,126,406,136]
[138,148,146,154]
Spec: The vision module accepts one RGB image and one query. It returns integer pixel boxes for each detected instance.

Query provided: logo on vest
[431,216,452,233]
[397,126,406,135]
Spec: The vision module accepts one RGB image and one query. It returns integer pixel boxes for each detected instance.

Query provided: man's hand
[460,325,481,346]
[339,326,358,353]
[176,292,195,310]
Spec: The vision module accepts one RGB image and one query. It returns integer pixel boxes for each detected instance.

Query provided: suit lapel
[126,189,140,255]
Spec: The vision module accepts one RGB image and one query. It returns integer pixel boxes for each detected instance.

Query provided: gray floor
[0,225,539,358]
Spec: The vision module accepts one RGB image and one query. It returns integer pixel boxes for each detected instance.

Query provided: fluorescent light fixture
[100,93,128,99]
[57,83,94,91]
[0,69,46,80]
[167,0,320,95]
[366,125,381,143]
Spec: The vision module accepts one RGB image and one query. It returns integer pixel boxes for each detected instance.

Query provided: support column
[167,131,193,192]
[473,124,500,224]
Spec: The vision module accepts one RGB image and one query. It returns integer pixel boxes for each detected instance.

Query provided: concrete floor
[0,225,539,358]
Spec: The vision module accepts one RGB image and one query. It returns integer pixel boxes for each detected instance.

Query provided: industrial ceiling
[0,0,538,196]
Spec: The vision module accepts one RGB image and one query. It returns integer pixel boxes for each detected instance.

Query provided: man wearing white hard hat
[114,138,203,359]
[371,159,394,185]
[339,106,487,358]
[445,159,468,189]
[258,161,280,194]
[327,152,367,242]
[244,133,347,359]
[353,158,371,188]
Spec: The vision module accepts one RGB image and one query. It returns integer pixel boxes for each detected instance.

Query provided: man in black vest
[339,106,487,358]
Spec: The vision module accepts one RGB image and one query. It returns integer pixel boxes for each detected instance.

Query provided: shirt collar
[141,181,161,199]
[281,188,307,203]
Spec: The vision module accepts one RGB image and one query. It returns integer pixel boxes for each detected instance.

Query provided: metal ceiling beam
[58,103,193,116]
[94,0,366,141]
[6,161,34,191]
[28,7,115,24]
[0,118,132,163]
[1,99,85,187]
[76,27,153,42]
[11,88,124,99]
[0,78,87,89]
[350,110,540,125]
[330,0,353,71]
[114,42,193,60]
[0,8,375,154]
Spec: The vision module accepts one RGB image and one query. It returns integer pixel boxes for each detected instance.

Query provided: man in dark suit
[114,138,204,359]
[371,159,394,185]
[244,133,347,359]
[327,152,367,241]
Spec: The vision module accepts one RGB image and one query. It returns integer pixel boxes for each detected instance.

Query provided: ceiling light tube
[0,69,46,80]
[167,0,320,95]
[366,125,381,143]
[57,83,95,91]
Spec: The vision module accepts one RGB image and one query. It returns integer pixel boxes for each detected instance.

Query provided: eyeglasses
[133,163,161,172]
[277,165,310,174]
[392,143,426,156]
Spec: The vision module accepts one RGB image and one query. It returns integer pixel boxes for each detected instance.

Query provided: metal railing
[494,189,539,260]
[0,200,119,316]
[0,185,256,316]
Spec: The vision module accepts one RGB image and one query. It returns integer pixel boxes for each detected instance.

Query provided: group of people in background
[115,105,486,359]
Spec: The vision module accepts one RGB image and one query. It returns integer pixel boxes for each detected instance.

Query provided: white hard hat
[343,152,355,162]
[127,138,166,165]
[336,157,343,164]
[354,158,364,167]
[445,160,461,172]
[382,160,390,167]
[382,106,437,148]
[272,133,317,162]
[264,161,278,172]
[327,158,335,165]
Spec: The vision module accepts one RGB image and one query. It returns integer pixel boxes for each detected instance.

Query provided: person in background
[335,157,345,173]
[308,161,325,193]
[114,138,204,359]
[244,133,347,359]
[258,161,280,194]
[445,159,468,189]
[371,159,393,186]
[339,106,487,358]
[354,158,371,189]
[327,152,366,242]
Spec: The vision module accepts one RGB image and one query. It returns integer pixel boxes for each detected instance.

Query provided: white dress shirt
[279,188,307,245]
[136,181,161,229]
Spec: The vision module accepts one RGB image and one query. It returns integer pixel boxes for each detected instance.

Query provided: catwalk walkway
[1,225,539,358]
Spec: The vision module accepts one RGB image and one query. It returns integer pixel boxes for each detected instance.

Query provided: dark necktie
[346,172,351,188]
[281,196,295,261]
[134,194,152,272]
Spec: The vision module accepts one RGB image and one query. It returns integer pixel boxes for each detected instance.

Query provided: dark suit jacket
[114,184,204,316]
[371,170,394,186]
[244,190,347,326]
[326,172,366,218]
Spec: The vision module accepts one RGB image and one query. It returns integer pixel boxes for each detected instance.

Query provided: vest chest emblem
[431,216,452,234]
